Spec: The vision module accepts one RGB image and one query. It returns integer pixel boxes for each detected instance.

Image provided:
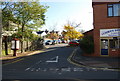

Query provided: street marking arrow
[46,56,59,63]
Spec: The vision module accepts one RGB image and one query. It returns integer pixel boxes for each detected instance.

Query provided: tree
[63,24,83,40]
[1,1,49,53]
[2,2,15,30]
[46,30,59,40]
[66,20,81,28]
[1,2,16,55]
[12,2,49,52]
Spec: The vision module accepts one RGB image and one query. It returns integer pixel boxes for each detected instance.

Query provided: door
[101,39,109,56]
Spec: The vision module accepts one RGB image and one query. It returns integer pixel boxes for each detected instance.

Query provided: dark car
[61,40,66,43]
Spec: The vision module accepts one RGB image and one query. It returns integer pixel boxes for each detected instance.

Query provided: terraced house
[92,0,120,57]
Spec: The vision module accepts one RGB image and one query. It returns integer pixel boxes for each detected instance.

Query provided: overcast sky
[40,0,93,32]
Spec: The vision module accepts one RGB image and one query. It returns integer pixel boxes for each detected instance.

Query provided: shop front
[100,28,120,57]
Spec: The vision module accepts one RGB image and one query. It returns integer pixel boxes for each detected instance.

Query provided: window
[101,39,108,49]
[108,4,120,17]
[109,39,119,49]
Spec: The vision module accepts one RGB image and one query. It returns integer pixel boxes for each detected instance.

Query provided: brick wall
[93,2,120,57]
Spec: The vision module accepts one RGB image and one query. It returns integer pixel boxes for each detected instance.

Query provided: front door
[101,39,109,56]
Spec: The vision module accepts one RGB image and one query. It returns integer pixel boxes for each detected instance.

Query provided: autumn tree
[46,30,59,40]
[62,24,83,40]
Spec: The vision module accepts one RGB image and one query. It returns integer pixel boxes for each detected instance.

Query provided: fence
[2,37,44,56]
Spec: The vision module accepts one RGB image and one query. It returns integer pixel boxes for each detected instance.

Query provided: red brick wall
[109,49,120,57]
[93,3,120,57]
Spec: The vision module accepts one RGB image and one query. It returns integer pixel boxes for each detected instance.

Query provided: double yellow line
[2,58,25,66]
[2,50,45,66]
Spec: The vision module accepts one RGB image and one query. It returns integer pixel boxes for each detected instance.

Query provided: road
[2,44,120,80]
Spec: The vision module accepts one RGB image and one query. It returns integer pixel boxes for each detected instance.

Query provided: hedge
[79,36,94,54]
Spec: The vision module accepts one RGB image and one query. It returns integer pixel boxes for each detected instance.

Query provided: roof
[83,29,94,36]
[92,0,120,2]
[92,0,120,6]
[84,29,94,34]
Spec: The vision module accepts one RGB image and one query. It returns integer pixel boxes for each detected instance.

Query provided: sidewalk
[70,47,120,71]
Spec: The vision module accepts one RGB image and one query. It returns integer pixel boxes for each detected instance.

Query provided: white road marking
[25,68,30,71]
[46,56,59,63]
[43,69,47,72]
[73,68,84,72]
[36,68,41,71]
[25,60,42,71]
[58,73,62,75]
[61,68,71,72]
[31,68,35,71]
[91,68,98,71]
[25,67,115,72]
[36,60,42,64]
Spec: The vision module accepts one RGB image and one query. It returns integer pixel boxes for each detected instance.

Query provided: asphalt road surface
[2,44,120,81]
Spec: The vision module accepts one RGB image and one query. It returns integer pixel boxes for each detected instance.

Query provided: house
[2,21,19,36]
[92,0,120,57]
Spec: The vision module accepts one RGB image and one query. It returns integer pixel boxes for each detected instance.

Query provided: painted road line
[3,50,46,66]
[31,68,35,71]
[36,60,42,64]
[25,68,30,71]
[25,60,42,71]
[3,58,25,66]
[46,56,59,63]
[36,68,41,71]
[61,68,71,72]
[73,68,84,72]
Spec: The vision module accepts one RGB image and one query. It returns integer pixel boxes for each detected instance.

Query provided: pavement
[70,47,120,71]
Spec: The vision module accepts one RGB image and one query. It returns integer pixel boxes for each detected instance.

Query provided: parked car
[58,39,62,44]
[52,40,57,45]
[75,39,80,43]
[69,41,79,46]
[45,40,53,45]
[61,40,66,43]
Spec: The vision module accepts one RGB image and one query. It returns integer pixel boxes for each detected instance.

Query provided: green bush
[80,36,94,54]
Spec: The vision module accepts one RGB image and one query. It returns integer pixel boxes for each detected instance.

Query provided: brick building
[83,29,94,36]
[92,0,120,57]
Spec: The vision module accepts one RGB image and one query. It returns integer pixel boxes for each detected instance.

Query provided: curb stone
[69,48,120,71]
